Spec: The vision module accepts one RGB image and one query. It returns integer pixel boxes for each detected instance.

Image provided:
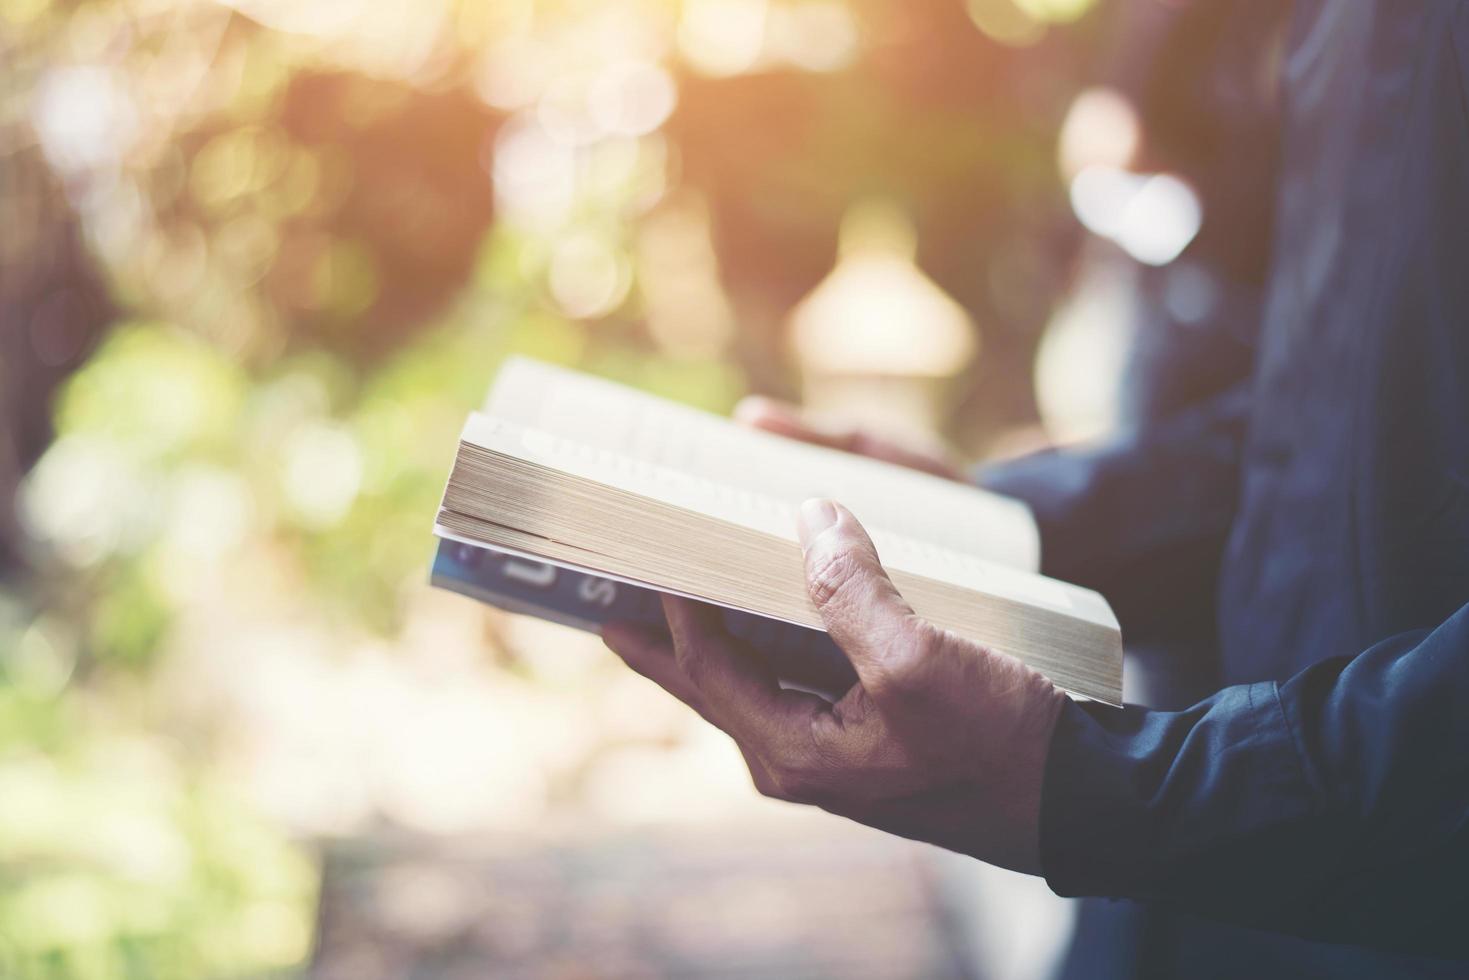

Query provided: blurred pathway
[311,821,983,980]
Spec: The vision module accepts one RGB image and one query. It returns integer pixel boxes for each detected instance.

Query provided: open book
[432,358,1123,705]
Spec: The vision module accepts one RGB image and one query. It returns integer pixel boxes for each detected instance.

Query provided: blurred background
[0,0,1238,975]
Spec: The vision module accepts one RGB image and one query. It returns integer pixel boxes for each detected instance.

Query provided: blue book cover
[431,538,857,694]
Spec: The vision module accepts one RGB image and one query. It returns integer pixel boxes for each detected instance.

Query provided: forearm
[1040,602,1469,957]
[977,386,1249,640]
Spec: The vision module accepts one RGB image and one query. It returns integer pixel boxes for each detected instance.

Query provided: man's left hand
[602,499,1066,875]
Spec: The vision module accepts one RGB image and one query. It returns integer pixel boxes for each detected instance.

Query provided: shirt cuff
[1039,682,1305,901]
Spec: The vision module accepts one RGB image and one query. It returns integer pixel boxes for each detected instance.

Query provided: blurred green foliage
[1,0,1094,974]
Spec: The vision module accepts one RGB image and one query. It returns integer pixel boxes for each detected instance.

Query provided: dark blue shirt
[982,1,1469,959]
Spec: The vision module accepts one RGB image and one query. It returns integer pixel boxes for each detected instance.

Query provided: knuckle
[806,546,865,609]
[768,744,826,802]
[771,766,818,802]
[809,712,846,753]
[869,617,941,696]
[671,638,705,679]
[904,617,945,662]
[807,718,854,773]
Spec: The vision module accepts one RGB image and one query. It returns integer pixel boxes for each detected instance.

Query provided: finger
[602,621,715,725]
[733,394,796,428]
[735,741,791,802]
[848,436,963,481]
[660,594,732,649]
[661,596,781,720]
[734,396,861,453]
[797,499,926,696]
[603,622,792,801]
[736,397,960,480]
[660,595,828,745]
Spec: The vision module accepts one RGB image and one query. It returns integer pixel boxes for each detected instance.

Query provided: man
[603,1,1469,965]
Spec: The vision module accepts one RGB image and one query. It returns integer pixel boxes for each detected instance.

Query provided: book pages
[433,358,1123,705]
[484,357,1042,573]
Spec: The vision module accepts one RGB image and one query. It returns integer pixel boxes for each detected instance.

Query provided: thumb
[797,499,923,694]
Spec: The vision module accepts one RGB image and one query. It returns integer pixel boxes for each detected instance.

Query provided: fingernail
[733,396,766,421]
[798,498,839,549]
[734,395,784,425]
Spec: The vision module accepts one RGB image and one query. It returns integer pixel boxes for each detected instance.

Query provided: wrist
[1010,682,1066,875]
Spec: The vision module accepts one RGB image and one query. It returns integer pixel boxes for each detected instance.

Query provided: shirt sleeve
[1039,601,1469,959]
[977,383,1250,640]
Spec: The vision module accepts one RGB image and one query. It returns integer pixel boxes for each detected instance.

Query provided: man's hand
[735,396,965,482]
[602,499,1065,875]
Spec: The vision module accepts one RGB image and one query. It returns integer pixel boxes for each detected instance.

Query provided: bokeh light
[0,0,1120,974]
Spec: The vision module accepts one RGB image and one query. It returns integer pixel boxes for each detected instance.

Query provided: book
[431,357,1123,705]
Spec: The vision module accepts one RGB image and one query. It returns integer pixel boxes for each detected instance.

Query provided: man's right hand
[604,499,1065,876]
[734,396,965,482]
